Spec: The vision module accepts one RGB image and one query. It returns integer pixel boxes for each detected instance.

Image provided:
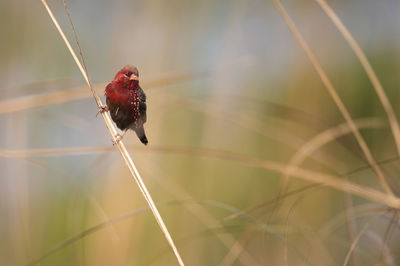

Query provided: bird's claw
[112,134,123,145]
[96,105,109,117]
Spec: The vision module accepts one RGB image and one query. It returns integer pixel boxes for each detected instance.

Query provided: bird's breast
[105,82,140,113]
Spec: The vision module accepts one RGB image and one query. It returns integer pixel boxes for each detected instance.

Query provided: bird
[101,65,148,145]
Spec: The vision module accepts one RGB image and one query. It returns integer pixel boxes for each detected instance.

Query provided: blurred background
[1,0,400,265]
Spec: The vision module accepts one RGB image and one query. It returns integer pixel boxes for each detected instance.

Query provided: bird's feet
[112,130,128,145]
[96,105,109,117]
[112,134,123,145]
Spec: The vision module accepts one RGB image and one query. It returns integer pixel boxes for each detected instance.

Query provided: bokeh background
[1,0,400,265]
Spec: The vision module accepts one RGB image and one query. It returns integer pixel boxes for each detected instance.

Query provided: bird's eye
[124,72,130,77]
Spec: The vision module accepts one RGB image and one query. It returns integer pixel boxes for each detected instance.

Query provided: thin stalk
[40,1,184,265]
[281,118,385,191]
[316,0,400,157]
[343,217,376,266]
[3,144,400,209]
[272,0,394,196]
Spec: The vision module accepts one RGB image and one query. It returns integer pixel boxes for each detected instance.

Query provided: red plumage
[104,65,148,145]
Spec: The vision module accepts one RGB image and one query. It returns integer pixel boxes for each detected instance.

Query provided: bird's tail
[135,126,148,145]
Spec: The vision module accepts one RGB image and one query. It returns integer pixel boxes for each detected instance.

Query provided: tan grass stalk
[3,145,400,209]
[316,0,400,157]
[343,217,376,266]
[156,148,400,207]
[271,0,394,195]
[284,192,309,266]
[224,184,321,221]
[28,199,283,266]
[26,151,256,265]
[27,203,173,266]
[0,85,100,115]
[224,160,397,222]
[40,1,185,265]
[281,117,385,266]
[344,192,357,266]
[186,99,341,170]
[188,100,305,148]
[282,118,386,188]
[218,233,256,266]
[319,203,386,238]
[140,166,258,266]
[379,211,398,265]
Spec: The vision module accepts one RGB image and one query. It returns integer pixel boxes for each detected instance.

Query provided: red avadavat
[103,65,148,145]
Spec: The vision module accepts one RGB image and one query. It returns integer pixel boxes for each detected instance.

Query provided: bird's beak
[129,74,139,81]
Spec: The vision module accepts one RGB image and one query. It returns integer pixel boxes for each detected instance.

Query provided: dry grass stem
[28,199,299,266]
[343,217,376,266]
[219,236,256,266]
[224,184,321,221]
[344,192,357,266]
[3,144,400,209]
[272,0,394,196]
[40,1,184,265]
[379,211,398,264]
[316,0,400,157]
[0,85,101,115]
[284,193,309,266]
[282,118,386,189]
[27,204,165,265]
[319,204,387,238]
[140,167,258,266]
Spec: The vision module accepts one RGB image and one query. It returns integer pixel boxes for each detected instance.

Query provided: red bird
[103,65,148,145]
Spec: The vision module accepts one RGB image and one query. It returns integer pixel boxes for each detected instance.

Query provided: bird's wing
[137,86,146,102]
[137,86,147,124]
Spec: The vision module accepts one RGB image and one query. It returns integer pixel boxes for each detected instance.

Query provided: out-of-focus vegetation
[1,0,400,265]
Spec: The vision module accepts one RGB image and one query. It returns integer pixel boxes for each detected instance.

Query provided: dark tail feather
[140,135,148,145]
[135,127,148,145]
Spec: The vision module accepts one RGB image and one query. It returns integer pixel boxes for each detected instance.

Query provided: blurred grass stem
[316,0,400,158]
[272,0,394,196]
[2,145,400,209]
[342,217,375,266]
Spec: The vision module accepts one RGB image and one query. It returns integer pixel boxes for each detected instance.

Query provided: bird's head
[114,65,139,88]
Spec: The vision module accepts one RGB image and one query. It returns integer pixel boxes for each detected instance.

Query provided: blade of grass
[343,190,358,266]
[284,192,317,266]
[27,203,170,266]
[0,84,100,115]
[40,1,184,265]
[271,0,394,196]
[281,117,385,266]
[28,199,308,266]
[3,144,400,209]
[224,184,321,221]
[379,210,397,265]
[139,162,258,266]
[15,149,257,266]
[316,0,400,157]
[343,217,376,266]
[209,200,313,266]
[282,118,386,189]
[319,204,388,238]
[225,157,399,223]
